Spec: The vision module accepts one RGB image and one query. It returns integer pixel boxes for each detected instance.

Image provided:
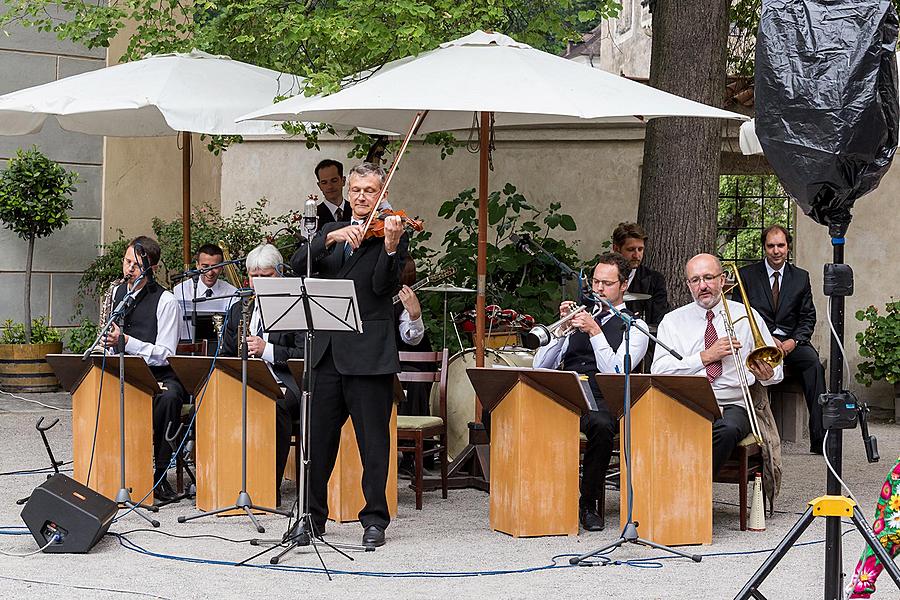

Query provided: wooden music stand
[47,354,156,502]
[467,367,591,537]
[597,374,720,546]
[168,355,280,516]
[285,360,399,523]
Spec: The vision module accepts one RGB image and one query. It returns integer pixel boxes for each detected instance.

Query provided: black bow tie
[204,288,213,298]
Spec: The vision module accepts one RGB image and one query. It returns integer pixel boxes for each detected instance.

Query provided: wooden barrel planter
[0,343,63,393]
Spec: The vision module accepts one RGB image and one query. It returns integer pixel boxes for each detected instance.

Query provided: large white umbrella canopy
[240,31,747,453]
[0,50,302,265]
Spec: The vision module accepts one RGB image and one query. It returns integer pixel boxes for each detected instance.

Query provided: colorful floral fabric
[849,456,900,598]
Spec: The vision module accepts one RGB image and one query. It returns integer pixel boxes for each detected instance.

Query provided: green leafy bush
[856,301,900,386]
[0,318,62,345]
[77,230,130,307]
[65,318,100,354]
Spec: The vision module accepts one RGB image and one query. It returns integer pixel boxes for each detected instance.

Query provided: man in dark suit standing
[314,159,351,230]
[291,162,406,548]
[611,222,670,328]
[220,243,303,490]
[737,224,826,454]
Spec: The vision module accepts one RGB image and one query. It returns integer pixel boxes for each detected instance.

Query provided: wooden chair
[172,340,208,494]
[714,434,764,531]
[396,349,449,510]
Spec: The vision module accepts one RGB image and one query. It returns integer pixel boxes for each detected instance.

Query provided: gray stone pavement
[1,390,899,599]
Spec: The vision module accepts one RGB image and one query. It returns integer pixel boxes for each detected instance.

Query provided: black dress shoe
[580,506,605,532]
[284,521,311,546]
[362,525,385,548]
[154,479,180,503]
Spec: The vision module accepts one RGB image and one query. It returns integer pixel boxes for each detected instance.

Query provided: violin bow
[362,110,428,232]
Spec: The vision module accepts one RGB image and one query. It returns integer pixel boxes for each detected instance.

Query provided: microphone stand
[569,293,696,565]
[82,266,161,527]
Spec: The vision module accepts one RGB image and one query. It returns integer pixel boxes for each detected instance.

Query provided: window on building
[717,174,794,267]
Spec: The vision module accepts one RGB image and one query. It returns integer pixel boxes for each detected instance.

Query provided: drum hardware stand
[237,205,368,575]
[82,258,160,527]
[570,294,699,565]
[178,288,291,533]
[16,417,64,505]
[735,237,900,600]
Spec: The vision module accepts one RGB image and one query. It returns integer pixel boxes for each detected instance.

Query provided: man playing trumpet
[533,252,649,531]
[651,254,783,476]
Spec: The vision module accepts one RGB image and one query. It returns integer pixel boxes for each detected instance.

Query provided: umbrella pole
[475,111,489,381]
[182,132,192,270]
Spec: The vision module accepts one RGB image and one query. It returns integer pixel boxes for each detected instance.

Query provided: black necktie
[335,207,343,221]
[772,271,780,309]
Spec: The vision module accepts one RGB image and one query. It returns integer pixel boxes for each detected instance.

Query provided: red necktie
[772,271,780,309]
[705,310,723,382]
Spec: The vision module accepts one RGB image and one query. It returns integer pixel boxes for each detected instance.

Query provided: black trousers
[780,341,826,449]
[580,375,616,503]
[712,404,752,477]
[153,371,187,475]
[276,389,300,486]
[309,349,394,530]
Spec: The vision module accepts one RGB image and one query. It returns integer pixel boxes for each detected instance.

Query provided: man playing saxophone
[533,252,649,531]
[651,254,783,476]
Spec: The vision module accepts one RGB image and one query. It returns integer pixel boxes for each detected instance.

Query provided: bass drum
[431,347,533,461]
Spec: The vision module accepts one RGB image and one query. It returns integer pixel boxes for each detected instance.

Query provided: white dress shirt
[173,277,238,339]
[119,285,182,366]
[651,298,784,408]
[533,303,649,374]
[321,198,347,220]
[764,260,787,335]
[398,309,425,346]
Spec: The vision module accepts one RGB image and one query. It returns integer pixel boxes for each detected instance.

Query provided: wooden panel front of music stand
[52,355,155,503]
[192,358,277,515]
[599,374,718,546]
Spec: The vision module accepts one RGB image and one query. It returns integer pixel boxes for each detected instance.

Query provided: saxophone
[94,278,124,353]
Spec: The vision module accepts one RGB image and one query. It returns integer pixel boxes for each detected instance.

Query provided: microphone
[303,198,318,235]
[509,233,534,255]
[133,242,154,282]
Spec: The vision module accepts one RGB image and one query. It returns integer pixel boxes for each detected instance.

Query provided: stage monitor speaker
[20,474,118,553]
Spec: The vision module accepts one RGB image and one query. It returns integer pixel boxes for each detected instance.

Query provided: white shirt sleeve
[590,317,650,373]
[651,314,706,376]
[398,309,426,346]
[533,336,567,369]
[123,292,182,366]
[748,307,784,387]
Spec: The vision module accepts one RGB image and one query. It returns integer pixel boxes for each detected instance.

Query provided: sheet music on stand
[252,277,362,334]
[489,365,598,412]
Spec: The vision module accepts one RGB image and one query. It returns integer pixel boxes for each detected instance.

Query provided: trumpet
[524,303,600,349]
[719,262,783,444]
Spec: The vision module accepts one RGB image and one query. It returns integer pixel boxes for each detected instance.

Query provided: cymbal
[420,284,476,293]
[623,292,652,302]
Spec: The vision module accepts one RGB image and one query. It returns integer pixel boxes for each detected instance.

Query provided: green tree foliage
[0,147,78,343]
[717,174,791,264]
[856,301,900,386]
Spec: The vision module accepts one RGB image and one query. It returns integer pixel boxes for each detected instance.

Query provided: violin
[363,208,424,240]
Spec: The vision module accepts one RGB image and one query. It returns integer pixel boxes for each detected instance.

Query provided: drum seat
[397,416,444,430]
[397,350,450,510]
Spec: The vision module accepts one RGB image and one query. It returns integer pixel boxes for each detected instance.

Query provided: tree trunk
[637,0,731,307]
[24,235,34,344]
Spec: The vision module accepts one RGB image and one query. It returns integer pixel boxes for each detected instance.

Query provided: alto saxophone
[94,278,124,353]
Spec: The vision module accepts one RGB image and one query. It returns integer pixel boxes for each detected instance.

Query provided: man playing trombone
[651,254,783,477]
[533,252,649,531]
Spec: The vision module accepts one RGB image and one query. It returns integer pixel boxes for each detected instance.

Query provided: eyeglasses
[686,273,723,286]
[591,278,622,287]
[348,187,381,199]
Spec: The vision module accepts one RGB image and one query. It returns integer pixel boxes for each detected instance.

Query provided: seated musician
[611,222,670,328]
[219,243,303,496]
[651,254,783,476]
[102,236,186,502]
[172,243,237,341]
[533,252,649,531]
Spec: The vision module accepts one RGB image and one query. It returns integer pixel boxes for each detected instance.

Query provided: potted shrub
[0,146,77,391]
[855,300,900,408]
[0,318,63,392]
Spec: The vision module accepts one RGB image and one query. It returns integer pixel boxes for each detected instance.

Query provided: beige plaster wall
[221,126,648,259]
[795,164,900,416]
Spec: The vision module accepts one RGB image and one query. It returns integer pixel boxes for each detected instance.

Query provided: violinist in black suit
[737,224,826,454]
[291,162,407,549]
[611,222,670,328]
[221,243,304,489]
[314,159,351,229]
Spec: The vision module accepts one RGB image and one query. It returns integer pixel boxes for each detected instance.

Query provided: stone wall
[0,16,105,326]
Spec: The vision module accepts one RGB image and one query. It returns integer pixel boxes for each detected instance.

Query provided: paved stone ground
[1,390,898,599]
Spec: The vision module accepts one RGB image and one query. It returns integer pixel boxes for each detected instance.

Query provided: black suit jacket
[220,301,305,397]
[736,261,816,344]
[626,264,670,327]
[316,200,351,231]
[291,221,406,376]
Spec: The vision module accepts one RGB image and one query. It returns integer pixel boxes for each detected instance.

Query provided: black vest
[113,281,173,379]
[561,309,631,374]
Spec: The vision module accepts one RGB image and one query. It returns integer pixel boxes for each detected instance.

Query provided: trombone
[719,262,784,444]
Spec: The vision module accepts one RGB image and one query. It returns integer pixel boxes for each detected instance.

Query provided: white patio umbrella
[240,30,747,427]
[0,49,302,266]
